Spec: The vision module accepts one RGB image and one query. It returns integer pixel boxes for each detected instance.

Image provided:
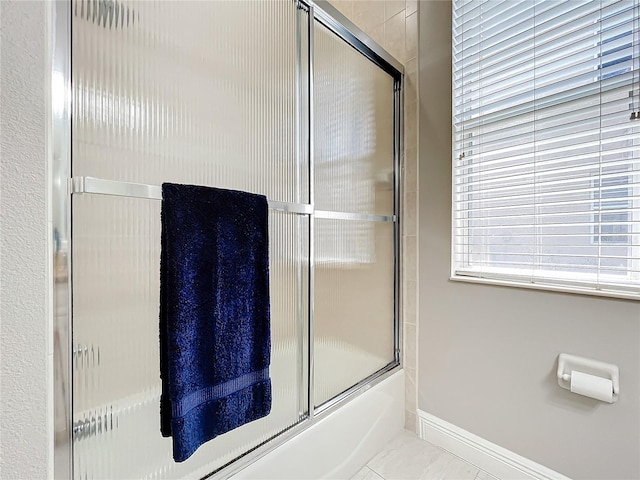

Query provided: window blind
[452,0,640,296]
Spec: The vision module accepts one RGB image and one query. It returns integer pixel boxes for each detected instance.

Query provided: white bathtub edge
[232,370,405,480]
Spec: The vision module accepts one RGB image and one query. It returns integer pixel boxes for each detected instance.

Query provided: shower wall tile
[353,1,385,33]
[403,236,417,290]
[406,13,418,63]
[331,0,354,19]
[384,11,406,63]
[404,366,417,413]
[369,23,385,48]
[404,100,417,152]
[403,280,417,326]
[328,0,419,433]
[405,144,418,193]
[385,1,405,21]
[403,191,417,236]
[406,0,418,16]
[403,327,416,381]
[405,54,416,73]
[401,0,418,427]
[405,58,417,105]
[405,411,418,433]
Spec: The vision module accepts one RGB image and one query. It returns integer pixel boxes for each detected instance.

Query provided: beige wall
[329,0,420,432]
[0,1,52,478]
[418,1,640,479]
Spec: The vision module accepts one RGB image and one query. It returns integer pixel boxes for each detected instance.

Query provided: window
[592,168,631,244]
[452,0,640,296]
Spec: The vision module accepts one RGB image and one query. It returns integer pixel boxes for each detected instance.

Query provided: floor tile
[352,466,385,480]
[421,453,479,480]
[475,470,499,480]
[367,430,480,480]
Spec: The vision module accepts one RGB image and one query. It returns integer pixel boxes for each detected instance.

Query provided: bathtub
[232,370,405,480]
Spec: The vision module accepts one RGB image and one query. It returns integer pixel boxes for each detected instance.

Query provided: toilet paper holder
[557,353,619,402]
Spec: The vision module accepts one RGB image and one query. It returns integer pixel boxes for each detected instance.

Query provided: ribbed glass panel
[314,21,395,216]
[70,0,400,475]
[453,0,640,293]
[71,0,310,477]
[72,0,307,204]
[72,196,308,479]
[313,220,395,407]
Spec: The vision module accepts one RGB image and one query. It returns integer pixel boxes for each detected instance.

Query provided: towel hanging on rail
[160,182,272,463]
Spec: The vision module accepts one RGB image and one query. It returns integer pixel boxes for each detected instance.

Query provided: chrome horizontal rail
[315,209,395,222]
[71,176,162,200]
[69,177,396,222]
[69,176,314,215]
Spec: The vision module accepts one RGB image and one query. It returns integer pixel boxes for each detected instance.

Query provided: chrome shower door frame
[52,1,72,479]
[52,0,404,478]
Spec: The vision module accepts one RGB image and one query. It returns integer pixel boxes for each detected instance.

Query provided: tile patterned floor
[352,430,500,480]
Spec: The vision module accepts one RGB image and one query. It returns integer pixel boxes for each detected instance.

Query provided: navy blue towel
[160,183,271,463]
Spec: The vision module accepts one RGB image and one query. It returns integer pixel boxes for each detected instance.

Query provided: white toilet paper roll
[570,370,613,403]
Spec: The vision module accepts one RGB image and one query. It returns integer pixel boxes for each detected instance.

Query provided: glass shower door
[71,1,309,478]
[66,1,401,477]
[312,20,397,408]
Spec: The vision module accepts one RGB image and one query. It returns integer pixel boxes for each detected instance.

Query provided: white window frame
[451,0,640,300]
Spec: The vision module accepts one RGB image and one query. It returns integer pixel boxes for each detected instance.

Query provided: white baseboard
[417,410,571,480]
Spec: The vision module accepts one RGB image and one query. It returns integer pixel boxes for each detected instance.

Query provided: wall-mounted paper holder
[557,353,619,403]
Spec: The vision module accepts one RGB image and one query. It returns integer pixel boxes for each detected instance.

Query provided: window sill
[449,273,640,302]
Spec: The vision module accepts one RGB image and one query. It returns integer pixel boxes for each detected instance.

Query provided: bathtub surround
[328,0,420,434]
[418,1,640,479]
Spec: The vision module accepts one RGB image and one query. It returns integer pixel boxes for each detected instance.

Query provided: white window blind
[453,0,640,296]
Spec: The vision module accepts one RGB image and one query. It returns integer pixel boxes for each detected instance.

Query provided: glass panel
[71,0,309,477]
[314,21,395,216]
[314,219,395,407]
[72,0,308,204]
[72,195,308,479]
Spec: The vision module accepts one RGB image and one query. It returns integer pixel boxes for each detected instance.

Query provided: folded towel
[160,183,271,463]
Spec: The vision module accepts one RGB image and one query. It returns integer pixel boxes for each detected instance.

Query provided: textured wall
[0,1,52,478]
[418,1,640,479]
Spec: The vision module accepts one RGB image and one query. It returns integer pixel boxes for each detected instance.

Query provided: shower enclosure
[52,1,403,478]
